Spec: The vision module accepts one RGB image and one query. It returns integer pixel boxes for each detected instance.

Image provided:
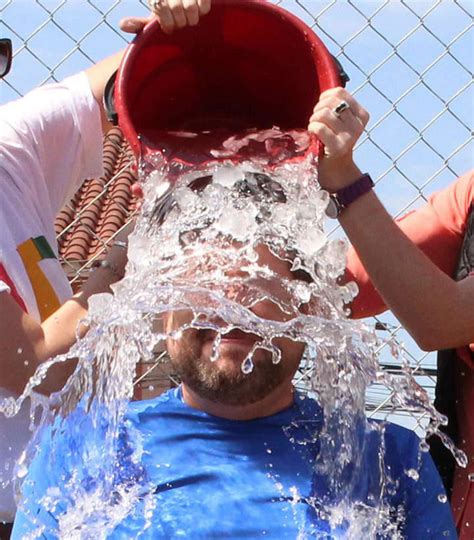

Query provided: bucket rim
[115,0,342,159]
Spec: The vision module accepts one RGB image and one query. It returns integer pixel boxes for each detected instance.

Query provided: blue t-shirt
[12,389,456,539]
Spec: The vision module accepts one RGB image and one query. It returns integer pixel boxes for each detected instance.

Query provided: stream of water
[0,128,464,538]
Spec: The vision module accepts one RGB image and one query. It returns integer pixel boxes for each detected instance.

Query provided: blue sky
[1,0,473,430]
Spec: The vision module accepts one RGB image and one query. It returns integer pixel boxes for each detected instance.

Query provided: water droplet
[419,440,430,453]
[406,468,419,481]
[266,448,272,454]
[271,347,281,364]
[16,463,28,479]
[17,348,22,354]
[210,334,221,362]
[155,180,171,198]
[468,473,474,482]
[241,355,254,374]
[438,494,447,503]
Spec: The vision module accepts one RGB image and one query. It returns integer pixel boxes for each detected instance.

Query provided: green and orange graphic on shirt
[0,236,60,321]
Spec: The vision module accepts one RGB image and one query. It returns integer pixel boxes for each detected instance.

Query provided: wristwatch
[325,173,374,219]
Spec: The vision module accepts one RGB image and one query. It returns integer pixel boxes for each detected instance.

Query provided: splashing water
[1,128,464,538]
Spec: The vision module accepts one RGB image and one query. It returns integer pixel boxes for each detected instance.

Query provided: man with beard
[9,0,456,536]
[12,239,456,538]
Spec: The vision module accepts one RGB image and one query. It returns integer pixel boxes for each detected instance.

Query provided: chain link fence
[1,0,473,433]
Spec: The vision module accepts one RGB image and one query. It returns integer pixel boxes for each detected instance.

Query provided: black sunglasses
[0,39,13,78]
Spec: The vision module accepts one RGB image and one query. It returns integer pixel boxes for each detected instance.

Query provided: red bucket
[115,0,343,162]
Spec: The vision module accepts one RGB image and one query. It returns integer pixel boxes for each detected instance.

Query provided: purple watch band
[336,173,374,207]
[325,173,374,218]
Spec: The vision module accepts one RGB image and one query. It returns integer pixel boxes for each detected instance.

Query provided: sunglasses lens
[0,40,12,77]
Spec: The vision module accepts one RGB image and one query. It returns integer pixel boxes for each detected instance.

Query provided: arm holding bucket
[309,87,474,351]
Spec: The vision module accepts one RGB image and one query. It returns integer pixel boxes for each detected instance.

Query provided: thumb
[119,16,152,34]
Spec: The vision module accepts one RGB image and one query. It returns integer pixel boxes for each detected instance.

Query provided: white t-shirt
[0,72,104,521]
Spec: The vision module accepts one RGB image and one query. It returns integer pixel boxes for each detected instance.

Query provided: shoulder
[0,72,95,145]
[428,170,474,234]
[370,420,422,470]
[382,421,420,445]
[368,418,419,442]
[455,169,474,200]
[447,170,474,218]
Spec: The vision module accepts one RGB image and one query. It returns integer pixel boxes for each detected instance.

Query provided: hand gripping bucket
[114,0,346,166]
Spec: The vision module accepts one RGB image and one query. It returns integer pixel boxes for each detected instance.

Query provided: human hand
[120,0,212,35]
[105,220,135,273]
[308,88,369,191]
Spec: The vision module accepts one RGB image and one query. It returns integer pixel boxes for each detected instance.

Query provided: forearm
[36,266,120,391]
[308,88,474,351]
[339,188,474,350]
[1,245,127,395]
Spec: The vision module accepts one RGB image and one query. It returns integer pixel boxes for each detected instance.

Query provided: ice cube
[213,166,244,188]
[215,204,258,240]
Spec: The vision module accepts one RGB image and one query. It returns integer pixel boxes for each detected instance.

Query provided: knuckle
[173,12,187,26]
[309,110,321,122]
[307,121,320,133]
[319,88,338,101]
[332,86,346,98]
[320,107,336,123]
[334,140,347,156]
[342,132,354,147]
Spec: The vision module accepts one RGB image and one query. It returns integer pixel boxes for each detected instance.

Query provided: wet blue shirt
[12,389,456,539]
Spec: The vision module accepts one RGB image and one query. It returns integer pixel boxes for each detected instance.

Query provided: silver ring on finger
[332,100,350,118]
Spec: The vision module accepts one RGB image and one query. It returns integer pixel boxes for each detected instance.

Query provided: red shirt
[345,171,474,536]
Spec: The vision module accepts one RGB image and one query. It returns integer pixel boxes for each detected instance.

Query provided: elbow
[414,337,439,353]
[409,327,456,353]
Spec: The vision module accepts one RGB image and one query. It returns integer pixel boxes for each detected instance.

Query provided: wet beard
[171,346,286,406]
